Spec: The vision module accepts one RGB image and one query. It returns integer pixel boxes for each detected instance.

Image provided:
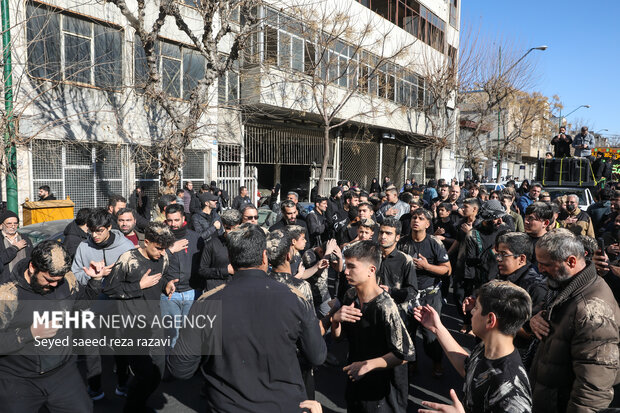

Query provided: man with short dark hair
[414,280,533,412]
[524,202,553,268]
[377,218,418,328]
[191,192,224,242]
[332,191,360,235]
[340,201,378,244]
[107,194,127,217]
[517,184,542,217]
[63,207,91,258]
[104,222,178,412]
[270,200,309,233]
[153,194,177,223]
[588,185,614,235]
[334,240,415,413]
[38,184,56,201]
[397,208,451,377]
[0,241,105,413]
[529,229,620,412]
[168,223,326,412]
[116,208,144,247]
[162,204,204,347]
[240,203,259,225]
[307,196,328,247]
[197,209,241,291]
[572,126,595,158]
[550,126,572,158]
[231,186,252,211]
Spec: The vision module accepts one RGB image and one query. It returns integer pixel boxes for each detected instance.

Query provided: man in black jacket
[63,208,91,258]
[168,223,326,412]
[550,126,572,158]
[269,200,309,234]
[191,193,224,243]
[37,185,56,201]
[0,210,33,281]
[161,204,204,348]
[231,186,252,211]
[0,240,104,412]
[306,196,328,247]
[197,209,241,291]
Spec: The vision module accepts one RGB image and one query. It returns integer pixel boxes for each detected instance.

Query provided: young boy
[332,240,415,413]
[433,202,457,250]
[414,280,533,413]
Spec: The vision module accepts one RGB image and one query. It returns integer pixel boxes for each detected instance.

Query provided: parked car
[17,219,71,246]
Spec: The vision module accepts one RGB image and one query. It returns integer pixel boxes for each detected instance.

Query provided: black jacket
[168,269,326,412]
[165,228,203,293]
[197,234,230,291]
[0,233,33,282]
[191,210,224,242]
[63,221,88,258]
[269,218,309,234]
[550,134,572,158]
[0,260,102,378]
[306,209,327,247]
[231,195,252,211]
[129,191,152,222]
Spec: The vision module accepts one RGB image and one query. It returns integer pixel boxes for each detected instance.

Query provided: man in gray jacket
[71,208,135,400]
[572,126,595,158]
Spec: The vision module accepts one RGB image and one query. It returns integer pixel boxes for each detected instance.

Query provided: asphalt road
[89,298,476,413]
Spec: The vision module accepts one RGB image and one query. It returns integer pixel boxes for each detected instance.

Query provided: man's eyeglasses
[495,252,520,261]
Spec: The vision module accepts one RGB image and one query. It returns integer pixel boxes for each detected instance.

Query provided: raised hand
[413,305,442,334]
[139,269,162,290]
[332,302,362,324]
[165,279,179,299]
[419,389,465,413]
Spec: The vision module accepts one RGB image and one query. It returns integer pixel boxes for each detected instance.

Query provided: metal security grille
[181,149,210,189]
[217,164,258,205]
[382,143,406,189]
[341,139,379,190]
[31,140,128,213]
[406,147,425,184]
[245,124,333,166]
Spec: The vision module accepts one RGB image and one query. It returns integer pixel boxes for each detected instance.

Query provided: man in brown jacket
[530,228,620,413]
[560,194,595,237]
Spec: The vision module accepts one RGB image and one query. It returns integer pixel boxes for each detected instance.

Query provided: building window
[27,3,122,89]
[218,56,240,104]
[134,36,206,100]
[450,0,458,28]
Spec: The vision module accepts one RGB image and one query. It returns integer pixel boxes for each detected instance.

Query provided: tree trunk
[318,126,331,195]
[158,134,184,195]
[496,152,504,183]
[433,149,442,179]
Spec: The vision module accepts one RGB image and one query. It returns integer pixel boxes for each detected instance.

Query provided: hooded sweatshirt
[63,220,89,258]
[72,229,136,285]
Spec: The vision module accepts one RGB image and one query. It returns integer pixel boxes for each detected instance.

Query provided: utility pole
[496,46,502,183]
[1,0,17,213]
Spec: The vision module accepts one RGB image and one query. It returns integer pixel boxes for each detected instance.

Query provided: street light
[595,129,609,134]
[496,45,547,182]
[557,104,590,128]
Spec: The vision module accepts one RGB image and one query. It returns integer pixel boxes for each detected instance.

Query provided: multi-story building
[5,0,459,215]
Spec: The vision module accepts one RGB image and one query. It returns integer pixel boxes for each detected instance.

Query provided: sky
[461,0,620,139]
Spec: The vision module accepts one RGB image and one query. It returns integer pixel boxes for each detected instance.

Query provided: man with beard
[430,183,450,210]
[269,200,309,233]
[0,241,106,412]
[307,196,328,248]
[192,192,224,243]
[71,208,135,400]
[63,208,91,259]
[0,210,33,281]
[37,185,56,201]
[529,229,620,413]
[572,126,595,158]
[331,191,360,237]
[517,184,542,217]
[104,222,178,412]
[197,209,241,291]
[447,184,463,212]
[168,224,326,412]
[397,208,451,377]
[116,208,144,247]
[161,204,204,347]
[559,194,595,237]
[376,186,409,223]
[326,187,343,235]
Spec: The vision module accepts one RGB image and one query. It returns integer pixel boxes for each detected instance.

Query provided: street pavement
[91,298,476,413]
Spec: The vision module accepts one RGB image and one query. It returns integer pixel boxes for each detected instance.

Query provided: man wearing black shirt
[377,218,418,317]
[269,200,309,234]
[231,186,252,211]
[332,191,360,237]
[104,222,177,412]
[197,209,241,291]
[307,196,328,247]
[333,240,415,413]
[168,223,326,412]
[397,208,451,377]
[523,202,552,270]
[550,126,572,158]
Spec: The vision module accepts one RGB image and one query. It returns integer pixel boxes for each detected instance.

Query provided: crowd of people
[0,174,619,413]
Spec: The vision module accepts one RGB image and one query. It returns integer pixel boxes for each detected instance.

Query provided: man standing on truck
[550,126,572,158]
[572,126,595,159]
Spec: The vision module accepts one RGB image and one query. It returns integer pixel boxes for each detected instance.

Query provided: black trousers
[410,290,444,363]
[0,359,92,413]
[122,354,164,413]
[453,277,475,325]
